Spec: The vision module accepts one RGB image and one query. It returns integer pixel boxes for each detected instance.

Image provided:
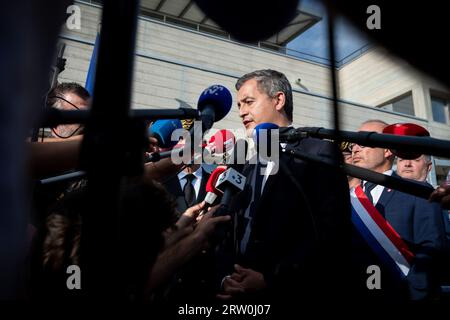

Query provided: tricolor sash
[350,186,414,278]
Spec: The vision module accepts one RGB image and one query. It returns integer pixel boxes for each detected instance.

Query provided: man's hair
[235,69,293,122]
[360,119,389,128]
[47,82,90,107]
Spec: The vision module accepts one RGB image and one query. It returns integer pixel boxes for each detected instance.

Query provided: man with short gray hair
[396,154,432,182]
[217,69,350,303]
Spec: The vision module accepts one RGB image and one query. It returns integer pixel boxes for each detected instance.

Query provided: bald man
[351,120,445,301]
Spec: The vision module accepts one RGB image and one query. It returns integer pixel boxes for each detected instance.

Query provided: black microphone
[279,126,450,159]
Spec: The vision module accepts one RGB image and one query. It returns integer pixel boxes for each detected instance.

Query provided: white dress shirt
[177,166,203,200]
[361,169,393,205]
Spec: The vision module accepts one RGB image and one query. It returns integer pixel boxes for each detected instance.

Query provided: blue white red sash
[350,186,414,278]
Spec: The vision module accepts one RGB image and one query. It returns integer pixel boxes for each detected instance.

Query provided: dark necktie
[183,174,196,208]
[362,180,377,204]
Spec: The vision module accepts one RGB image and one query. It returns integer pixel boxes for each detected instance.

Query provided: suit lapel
[164,174,183,196]
[197,168,209,202]
[163,174,187,214]
[249,160,282,220]
[375,179,396,217]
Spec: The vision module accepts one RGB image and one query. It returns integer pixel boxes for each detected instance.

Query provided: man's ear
[384,148,394,158]
[426,161,432,173]
[273,92,286,112]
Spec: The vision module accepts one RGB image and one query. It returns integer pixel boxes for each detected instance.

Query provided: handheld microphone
[208,165,246,246]
[207,129,236,155]
[204,166,227,205]
[214,167,247,216]
[208,140,249,245]
[197,85,232,132]
[149,119,182,149]
[198,166,227,218]
[253,122,279,151]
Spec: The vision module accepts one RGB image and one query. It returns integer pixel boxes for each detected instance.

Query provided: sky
[287,0,370,64]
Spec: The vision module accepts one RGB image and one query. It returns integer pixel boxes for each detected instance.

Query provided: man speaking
[217,70,351,303]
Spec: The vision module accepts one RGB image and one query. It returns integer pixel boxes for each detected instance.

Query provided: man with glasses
[350,119,445,300]
[341,141,360,188]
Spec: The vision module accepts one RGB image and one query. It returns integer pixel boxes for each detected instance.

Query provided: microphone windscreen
[252,122,279,147]
[383,123,430,160]
[206,166,227,194]
[149,119,182,148]
[197,85,232,121]
[208,129,236,154]
[383,123,430,137]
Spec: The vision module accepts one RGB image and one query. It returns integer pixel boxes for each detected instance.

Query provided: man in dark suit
[217,70,351,303]
[163,163,210,215]
[351,120,446,300]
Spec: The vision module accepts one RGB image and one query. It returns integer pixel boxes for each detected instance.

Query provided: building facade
[59,1,450,185]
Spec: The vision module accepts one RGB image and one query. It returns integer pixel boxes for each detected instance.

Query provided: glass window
[379,93,415,116]
[431,96,449,124]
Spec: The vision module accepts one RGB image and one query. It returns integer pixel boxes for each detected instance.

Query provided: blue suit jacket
[352,173,445,300]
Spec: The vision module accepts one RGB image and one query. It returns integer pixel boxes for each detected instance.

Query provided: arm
[146,206,230,292]
[28,136,82,178]
[142,137,185,182]
[143,158,184,182]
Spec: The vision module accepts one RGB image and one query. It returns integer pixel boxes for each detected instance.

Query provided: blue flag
[85,31,100,96]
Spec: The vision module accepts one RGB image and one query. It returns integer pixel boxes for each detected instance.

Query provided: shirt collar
[178,166,203,180]
[362,169,393,186]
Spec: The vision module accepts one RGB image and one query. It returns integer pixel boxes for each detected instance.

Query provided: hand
[176,201,206,230]
[163,202,207,247]
[147,136,161,154]
[429,182,450,209]
[217,264,266,300]
[191,205,230,248]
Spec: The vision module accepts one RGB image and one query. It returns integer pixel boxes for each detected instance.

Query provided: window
[431,95,450,124]
[378,92,415,116]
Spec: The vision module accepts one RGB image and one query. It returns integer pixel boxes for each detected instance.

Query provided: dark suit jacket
[163,167,210,214]
[351,173,446,300]
[218,134,351,302]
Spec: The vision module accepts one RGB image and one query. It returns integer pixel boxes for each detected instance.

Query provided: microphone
[224,138,248,175]
[382,123,430,159]
[198,166,228,219]
[149,119,182,149]
[197,85,232,132]
[146,85,233,164]
[252,122,279,160]
[208,165,246,245]
[206,129,236,155]
[207,140,249,245]
[213,165,247,220]
[278,125,450,159]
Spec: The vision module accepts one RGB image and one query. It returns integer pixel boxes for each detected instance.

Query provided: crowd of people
[24,70,450,306]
